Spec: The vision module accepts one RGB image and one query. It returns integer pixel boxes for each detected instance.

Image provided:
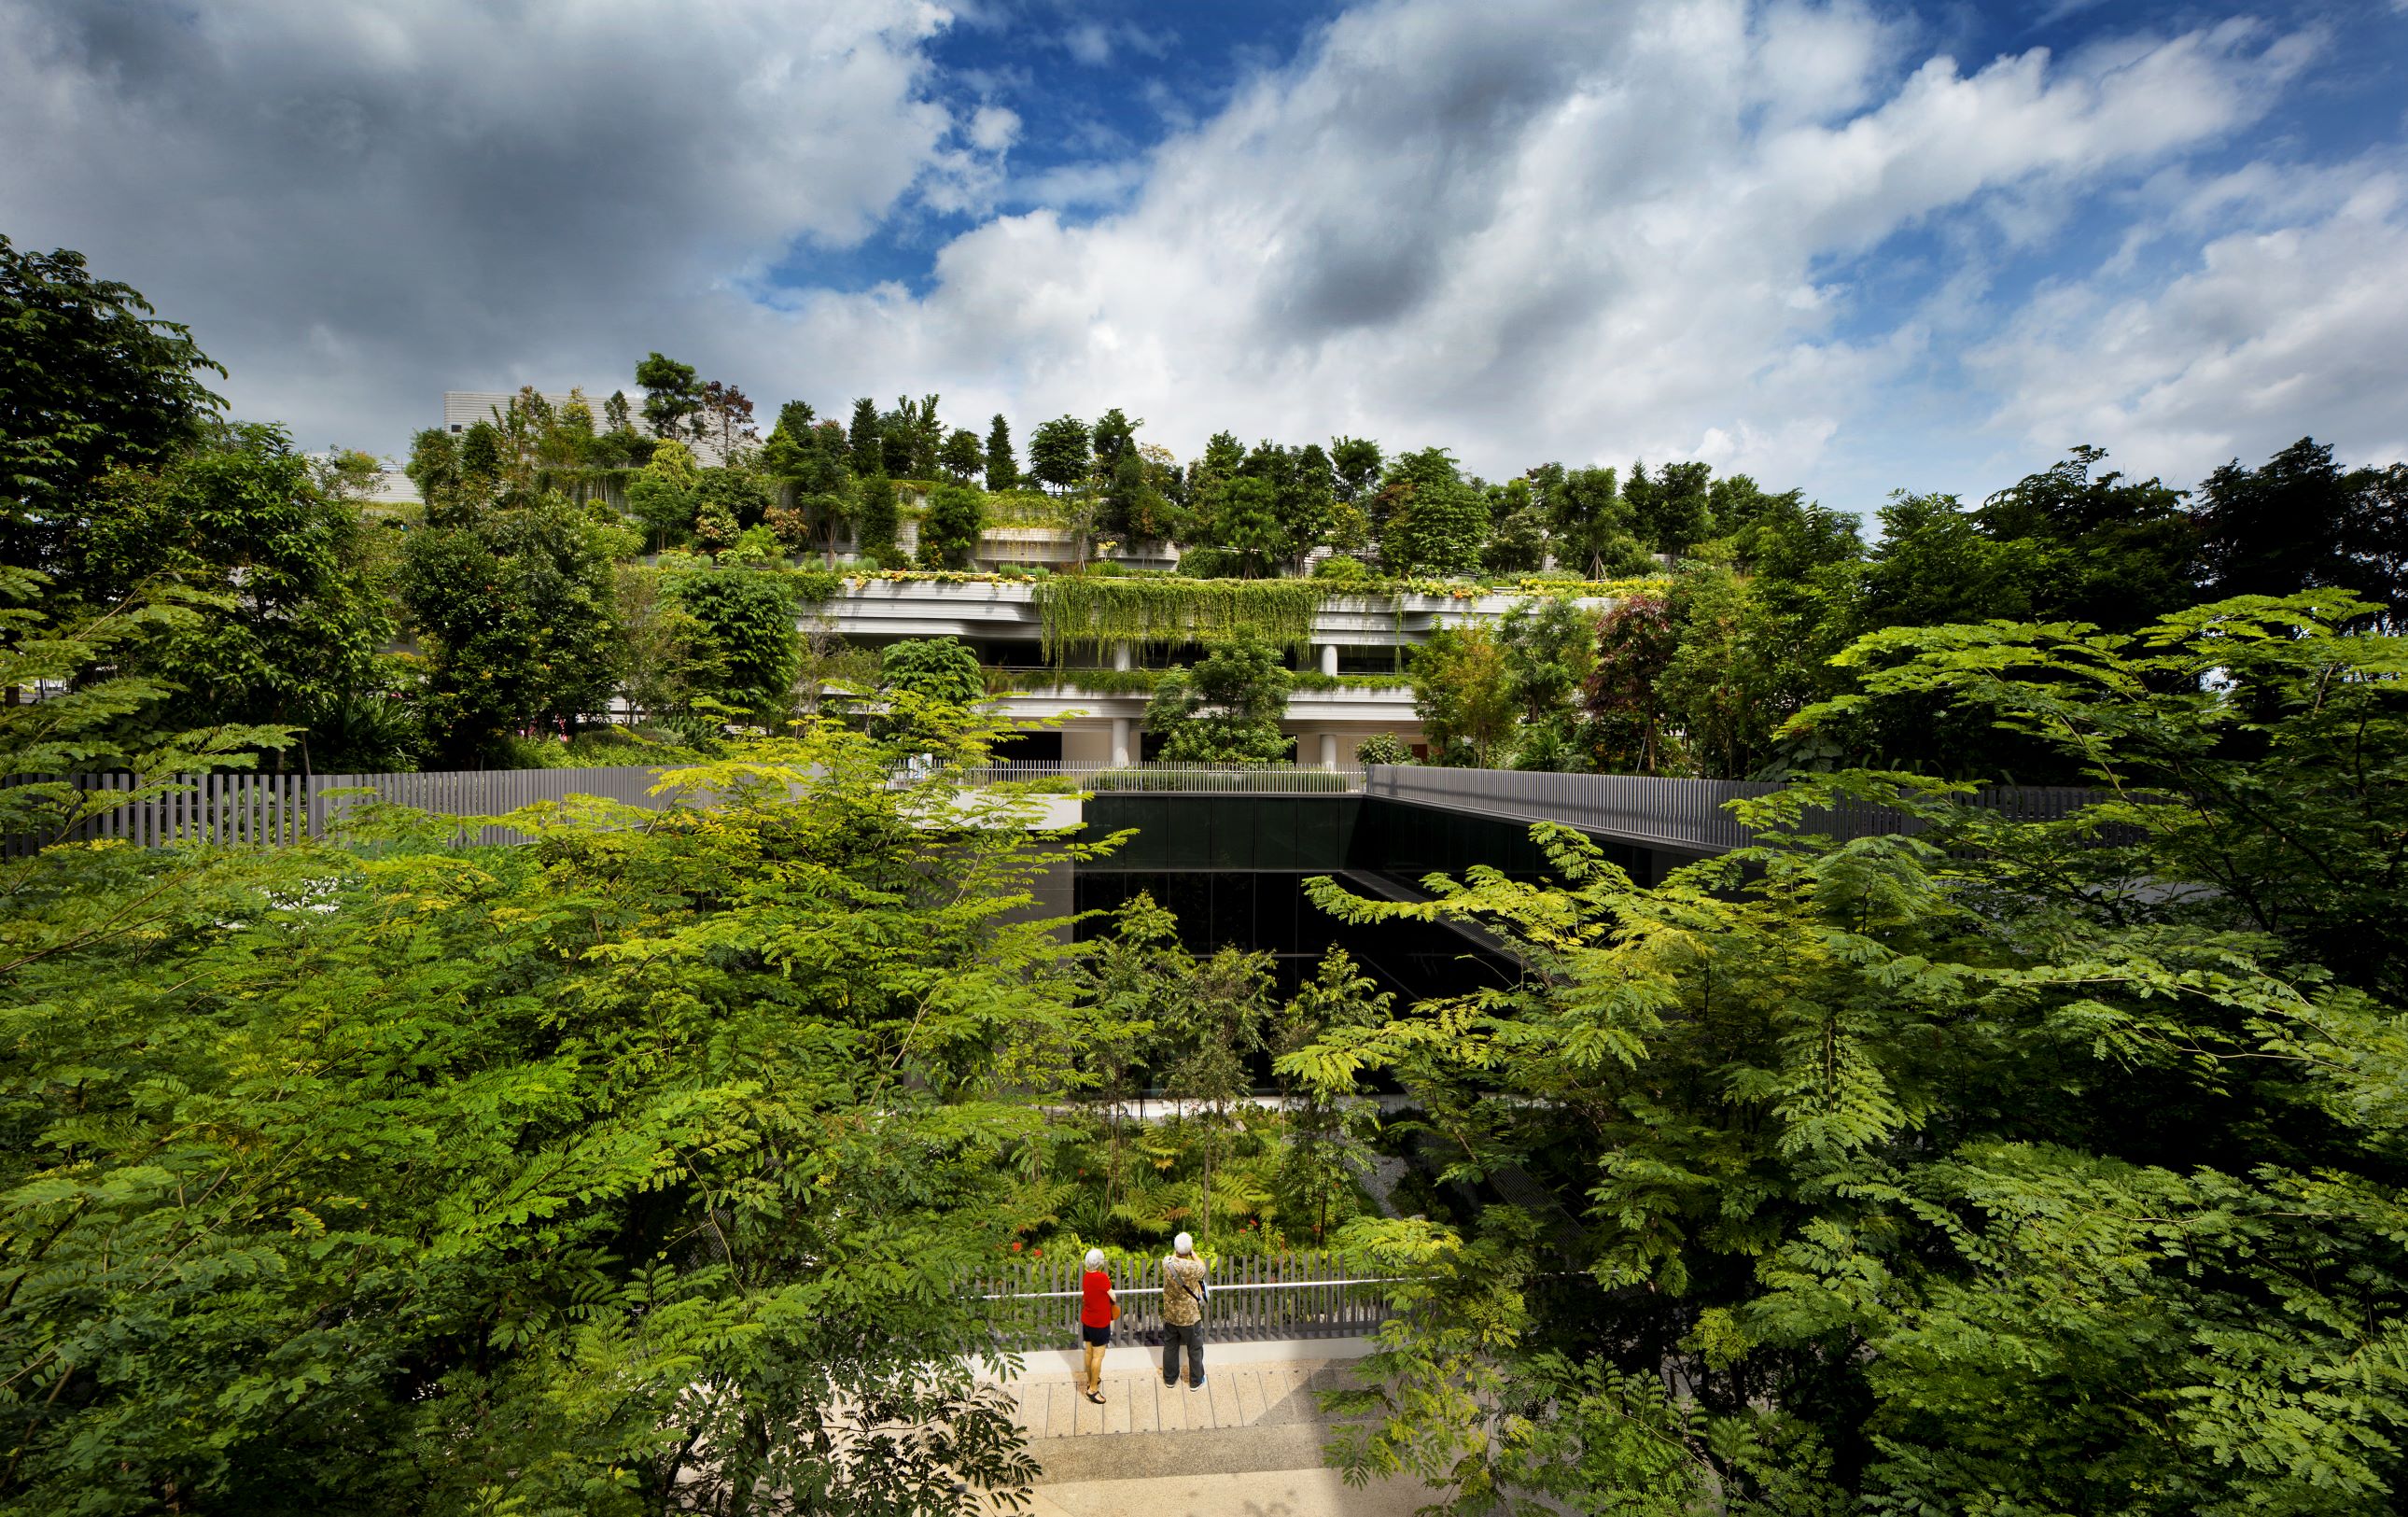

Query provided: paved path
[983,1339,1431,1515]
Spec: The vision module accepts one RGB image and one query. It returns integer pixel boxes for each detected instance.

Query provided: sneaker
[1188,1376,1207,1392]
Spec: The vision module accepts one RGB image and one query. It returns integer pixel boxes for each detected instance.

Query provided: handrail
[1363,766,2099,856]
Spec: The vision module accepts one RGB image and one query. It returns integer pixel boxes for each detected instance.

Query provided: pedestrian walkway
[982,1338,1432,1515]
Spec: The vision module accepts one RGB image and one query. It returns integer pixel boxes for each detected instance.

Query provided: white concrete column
[1113,643,1133,672]
[1111,717,1132,767]
[1319,643,1339,677]
[1319,732,1339,770]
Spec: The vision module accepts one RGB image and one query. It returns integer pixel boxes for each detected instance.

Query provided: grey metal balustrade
[973,1250,1397,1350]
[1362,766,2097,856]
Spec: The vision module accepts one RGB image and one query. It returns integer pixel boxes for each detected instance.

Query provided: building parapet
[804,575,1625,650]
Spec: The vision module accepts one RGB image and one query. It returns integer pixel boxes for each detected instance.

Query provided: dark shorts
[1081,1324,1113,1346]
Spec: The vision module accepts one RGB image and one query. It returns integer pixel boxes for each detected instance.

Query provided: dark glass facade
[1070,796,1659,1002]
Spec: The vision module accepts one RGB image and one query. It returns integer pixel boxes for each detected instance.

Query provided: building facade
[805,578,1610,766]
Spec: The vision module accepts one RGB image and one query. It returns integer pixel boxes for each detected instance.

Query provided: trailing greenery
[982,489,1069,527]
[1033,575,1333,663]
[980,666,1411,696]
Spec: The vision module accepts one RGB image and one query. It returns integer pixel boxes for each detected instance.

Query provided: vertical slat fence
[0,765,690,856]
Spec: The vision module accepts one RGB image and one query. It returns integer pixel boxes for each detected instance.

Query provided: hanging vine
[1031,577,1337,663]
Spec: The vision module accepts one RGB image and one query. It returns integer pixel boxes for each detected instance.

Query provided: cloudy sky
[5,0,2404,513]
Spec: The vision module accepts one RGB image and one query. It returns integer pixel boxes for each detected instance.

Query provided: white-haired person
[1077,1248,1116,1404]
[1159,1231,1209,1391]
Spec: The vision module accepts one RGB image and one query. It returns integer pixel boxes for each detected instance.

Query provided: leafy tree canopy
[0,236,226,575]
[1143,636,1293,764]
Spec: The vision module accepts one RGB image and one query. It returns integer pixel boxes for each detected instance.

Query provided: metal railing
[4,761,1376,853]
[1364,766,2099,855]
[2,766,682,855]
[13,763,2102,856]
[950,763,1365,794]
[973,1249,1395,1349]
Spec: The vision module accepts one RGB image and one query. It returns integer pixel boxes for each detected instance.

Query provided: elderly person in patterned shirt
[1159,1231,1209,1390]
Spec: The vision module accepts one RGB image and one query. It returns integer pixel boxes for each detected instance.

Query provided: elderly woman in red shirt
[1078,1247,1116,1404]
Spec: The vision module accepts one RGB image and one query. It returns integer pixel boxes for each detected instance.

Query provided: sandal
[1085,1390,1106,1405]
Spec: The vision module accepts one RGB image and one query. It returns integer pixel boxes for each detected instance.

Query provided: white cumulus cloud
[1973,165,2408,480]
[2,0,2387,508]
[741,0,2332,499]
[0,0,987,449]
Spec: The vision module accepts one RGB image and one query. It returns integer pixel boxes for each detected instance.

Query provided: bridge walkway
[980,1337,1428,1515]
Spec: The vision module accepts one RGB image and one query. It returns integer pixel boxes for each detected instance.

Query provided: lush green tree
[695,379,758,461]
[404,427,470,523]
[599,388,653,466]
[1231,441,1333,570]
[770,399,816,439]
[1291,443,1338,556]
[1090,408,1139,476]
[1143,637,1293,764]
[397,495,623,760]
[854,473,903,568]
[1190,430,1245,499]
[1972,444,2196,630]
[1068,893,1181,1216]
[1858,489,2023,627]
[984,413,1017,492]
[456,419,505,499]
[1330,436,1383,506]
[847,396,884,478]
[1295,598,2408,1510]
[1582,593,1680,773]
[72,422,393,769]
[0,717,1083,1512]
[876,637,987,752]
[2195,437,2408,624]
[918,481,987,569]
[1497,598,1597,771]
[1656,567,1795,780]
[613,565,718,726]
[881,394,943,480]
[1354,732,1414,766]
[691,466,773,554]
[1271,948,1389,1243]
[941,426,984,483]
[1199,475,1284,578]
[634,350,704,442]
[1378,447,1487,578]
[1410,623,1518,767]
[0,237,225,579]
[1481,476,1547,575]
[1152,943,1276,1240]
[877,637,987,709]
[1621,459,1713,557]
[623,439,700,552]
[1099,449,1173,546]
[1546,464,1649,578]
[1028,415,1092,496]
[668,567,798,727]
[1847,488,2112,780]
[0,565,291,848]
[763,417,856,566]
